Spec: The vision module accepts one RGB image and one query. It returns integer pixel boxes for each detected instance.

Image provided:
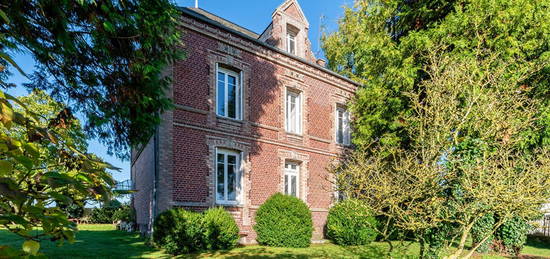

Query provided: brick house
[131,0,358,244]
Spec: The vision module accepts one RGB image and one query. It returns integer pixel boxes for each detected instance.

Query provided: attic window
[286,25,299,55]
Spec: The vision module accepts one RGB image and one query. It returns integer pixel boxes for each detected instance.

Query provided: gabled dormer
[259,0,317,62]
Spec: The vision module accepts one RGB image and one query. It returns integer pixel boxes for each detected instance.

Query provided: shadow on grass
[0,228,165,259]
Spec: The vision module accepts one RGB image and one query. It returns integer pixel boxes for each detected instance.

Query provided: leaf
[22,240,40,255]
[23,143,40,159]
[0,52,26,77]
[14,155,34,170]
[0,160,12,175]
[0,102,13,124]
[103,21,115,33]
[0,10,9,24]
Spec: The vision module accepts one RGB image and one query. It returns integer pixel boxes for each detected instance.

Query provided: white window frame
[336,107,351,145]
[215,148,242,205]
[285,89,302,134]
[216,65,243,120]
[286,30,297,55]
[284,162,300,198]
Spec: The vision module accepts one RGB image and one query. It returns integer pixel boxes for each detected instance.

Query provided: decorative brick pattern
[131,0,359,243]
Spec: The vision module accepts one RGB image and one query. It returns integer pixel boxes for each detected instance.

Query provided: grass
[1,225,549,258]
[0,224,165,258]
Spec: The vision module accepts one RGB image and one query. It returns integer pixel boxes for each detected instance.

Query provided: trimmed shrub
[326,199,378,245]
[254,193,313,248]
[495,216,531,255]
[152,209,182,246]
[164,210,204,255]
[202,207,240,250]
[471,213,495,253]
[153,207,240,255]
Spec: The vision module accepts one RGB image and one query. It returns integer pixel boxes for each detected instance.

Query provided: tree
[1,0,184,158]
[324,1,550,258]
[0,89,116,256]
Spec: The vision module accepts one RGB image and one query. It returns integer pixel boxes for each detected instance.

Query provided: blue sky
[6,0,350,185]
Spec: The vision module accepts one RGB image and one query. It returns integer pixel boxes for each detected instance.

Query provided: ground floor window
[216,149,241,204]
[284,162,299,197]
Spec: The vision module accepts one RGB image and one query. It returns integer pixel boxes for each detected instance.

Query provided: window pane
[228,75,236,86]
[284,175,289,195]
[337,110,344,143]
[291,175,297,197]
[217,155,225,201]
[227,163,236,201]
[228,77,236,119]
[217,73,225,116]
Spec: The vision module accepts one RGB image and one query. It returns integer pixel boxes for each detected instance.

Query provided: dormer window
[286,25,299,55]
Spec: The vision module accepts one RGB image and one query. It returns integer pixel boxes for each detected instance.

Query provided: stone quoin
[131,0,359,244]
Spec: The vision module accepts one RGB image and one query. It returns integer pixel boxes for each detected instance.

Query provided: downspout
[150,125,160,235]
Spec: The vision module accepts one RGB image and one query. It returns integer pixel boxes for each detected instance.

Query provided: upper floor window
[336,107,351,145]
[285,90,302,134]
[217,65,242,120]
[284,162,299,197]
[216,149,242,205]
[286,25,298,55]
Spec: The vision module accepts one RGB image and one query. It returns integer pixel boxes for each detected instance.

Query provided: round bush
[326,199,378,245]
[153,208,204,254]
[495,216,531,255]
[254,193,313,248]
[164,210,204,255]
[202,207,239,250]
[152,209,180,246]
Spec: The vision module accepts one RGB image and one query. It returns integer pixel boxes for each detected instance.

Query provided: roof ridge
[178,7,260,39]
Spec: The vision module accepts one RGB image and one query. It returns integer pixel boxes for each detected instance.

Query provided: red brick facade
[131,0,358,244]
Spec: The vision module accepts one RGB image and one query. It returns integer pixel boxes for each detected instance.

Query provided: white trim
[284,161,300,197]
[216,66,242,120]
[285,89,302,134]
[335,106,351,146]
[215,148,243,205]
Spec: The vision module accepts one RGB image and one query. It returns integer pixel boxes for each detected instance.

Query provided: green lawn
[1,225,549,258]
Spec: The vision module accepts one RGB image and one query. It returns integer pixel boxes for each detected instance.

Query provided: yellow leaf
[22,240,40,255]
[1,102,13,124]
[0,160,12,175]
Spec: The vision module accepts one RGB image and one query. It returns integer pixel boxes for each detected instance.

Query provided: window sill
[215,202,244,208]
[285,132,303,138]
[336,143,353,148]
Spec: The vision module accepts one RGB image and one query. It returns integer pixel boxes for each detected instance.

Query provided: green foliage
[254,193,313,248]
[326,199,378,245]
[153,208,239,255]
[113,205,136,223]
[152,209,180,247]
[324,1,550,258]
[472,214,496,254]
[0,90,115,256]
[202,207,239,250]
[1,0,185,157]
[495,216,531,255]
[163,210,204,255]
[89,200,124,224]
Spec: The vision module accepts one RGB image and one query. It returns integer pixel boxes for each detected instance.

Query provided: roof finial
[195,0,198,8]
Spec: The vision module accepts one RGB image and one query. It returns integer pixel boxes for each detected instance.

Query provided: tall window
[217,66,242,120]
[286,30,297,55]
[336,107,351,145]
[284,162,299,197]
[285,90,302,134]
[216,149,241,204]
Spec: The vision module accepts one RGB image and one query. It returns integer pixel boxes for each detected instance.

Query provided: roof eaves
[178,7,359,87]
